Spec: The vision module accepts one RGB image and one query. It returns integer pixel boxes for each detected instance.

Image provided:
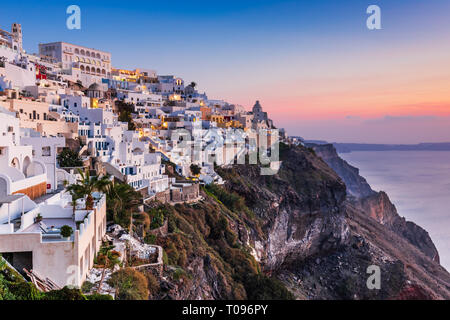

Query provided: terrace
[0,191,105,242]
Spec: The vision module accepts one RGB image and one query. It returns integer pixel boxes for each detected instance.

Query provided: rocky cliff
[312,143,440,263]
[216,144,450,299]
[147,143,449,300]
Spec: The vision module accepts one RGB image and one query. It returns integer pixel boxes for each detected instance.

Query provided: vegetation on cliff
[0,255,112,300]
[149,191,293,299]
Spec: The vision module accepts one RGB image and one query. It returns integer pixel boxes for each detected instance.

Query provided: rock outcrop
[312,143,440,264]
[149,143,449,300]
[216,144,450,299]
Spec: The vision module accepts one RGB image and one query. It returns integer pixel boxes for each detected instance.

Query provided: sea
[339,151,450,271]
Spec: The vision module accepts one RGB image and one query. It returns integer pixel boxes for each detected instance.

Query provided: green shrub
[86,293,114,300]
[149,208,165,229]
[8,281,44,300]
[81,281,94,293]
[205,184,246,213]
[162,251,169,265]
[244,274,294,300]
[0,274,16,300]
[108,268,148,300]
[144,272,160,297]
[57,148,83,167]
[43,287,87,300]
[60,225,73,238]
[144,234,157,244]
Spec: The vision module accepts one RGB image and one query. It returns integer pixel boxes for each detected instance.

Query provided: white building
[38,42,112,83]
[0,190,107,288]
[20,128,67,192]
[0,23,23,57]
[0,107,48,199]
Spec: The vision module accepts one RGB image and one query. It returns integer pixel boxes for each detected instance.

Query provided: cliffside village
[0,23,286,290]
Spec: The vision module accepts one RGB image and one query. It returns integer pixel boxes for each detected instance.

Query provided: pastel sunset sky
[2,0,450,143]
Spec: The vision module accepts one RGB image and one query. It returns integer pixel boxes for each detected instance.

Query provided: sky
[1,0,450,143]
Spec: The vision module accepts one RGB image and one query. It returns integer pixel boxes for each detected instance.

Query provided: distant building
[0,23,23,54]
[38,42,111,77]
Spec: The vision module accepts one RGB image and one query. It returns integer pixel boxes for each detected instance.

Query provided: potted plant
[60,225,73,241]
[35,214,43,223]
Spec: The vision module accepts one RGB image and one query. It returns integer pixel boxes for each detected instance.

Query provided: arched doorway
[23,156,31,176]
[0,177,7,197]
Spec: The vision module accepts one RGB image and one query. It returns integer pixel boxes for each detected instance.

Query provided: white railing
[78,211,93,237]
[10,173,47,193]
[0,223,13,234]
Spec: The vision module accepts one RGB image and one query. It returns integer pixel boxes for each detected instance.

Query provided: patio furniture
[39,222,61,234]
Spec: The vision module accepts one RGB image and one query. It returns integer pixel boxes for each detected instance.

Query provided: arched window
[75,48,79,54]
[86,66,90,73]
[80,49,85,55]
[80,65,85,71]
[96,68,101,74]
[102,69,106,75]
[10,157,20,169]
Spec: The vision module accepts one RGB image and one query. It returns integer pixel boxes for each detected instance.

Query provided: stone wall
[155,189,171,203]
[153,183,200,204]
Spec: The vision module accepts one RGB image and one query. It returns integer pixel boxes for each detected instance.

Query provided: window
[42,146,51,156]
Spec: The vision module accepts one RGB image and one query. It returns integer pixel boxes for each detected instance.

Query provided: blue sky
[2,0,450,143]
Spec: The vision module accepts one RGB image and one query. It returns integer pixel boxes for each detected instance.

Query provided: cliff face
[312,144,375,199]
[215,144,450,299]
[219,145,348,271]
[312,144,440,264]
[152,144,450,300]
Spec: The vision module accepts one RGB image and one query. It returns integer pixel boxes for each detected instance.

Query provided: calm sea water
[339,151,450,271]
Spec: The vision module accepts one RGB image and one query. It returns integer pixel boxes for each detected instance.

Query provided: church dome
[88,82,102,91]
[253,100,262,112]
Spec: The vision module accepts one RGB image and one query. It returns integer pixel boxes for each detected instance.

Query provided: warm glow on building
[169,94,181,101]
[91,98,99,108]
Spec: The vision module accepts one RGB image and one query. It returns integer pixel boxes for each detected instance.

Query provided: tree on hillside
[116,100,136,130]
[57,148,83,168]
[108,268,148,300]
[95,242,121,294]
[190,164,201,176]
[105,182,142,230]
[118,111,136,130]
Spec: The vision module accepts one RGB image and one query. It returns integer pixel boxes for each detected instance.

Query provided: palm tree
[96,242,121,294]
[66,168,111,210]
[69,192,82,221]
[105,183,141,232]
